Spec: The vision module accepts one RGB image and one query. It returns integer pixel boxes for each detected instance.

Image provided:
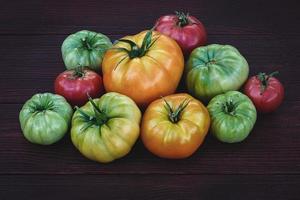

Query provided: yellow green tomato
[71,92,141,163]
[185,44,249,102]
[207,91,257,143]
[19,93,73,145]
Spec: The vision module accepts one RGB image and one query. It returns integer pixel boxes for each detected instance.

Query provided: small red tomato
[244,71,284,113]
[154,11,207,55]
[54,67,104,106]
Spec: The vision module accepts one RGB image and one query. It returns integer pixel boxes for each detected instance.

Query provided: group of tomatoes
[19,12,284,163]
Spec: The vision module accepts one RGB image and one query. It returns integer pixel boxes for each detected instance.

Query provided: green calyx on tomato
[163,98,190,123]
[222,100,237,116]
[207,91,257,143]
[72,66,85,78]
[257,71,279,93]
[175,11,190,27]
[75,95,108,131]
[113,30,159,60]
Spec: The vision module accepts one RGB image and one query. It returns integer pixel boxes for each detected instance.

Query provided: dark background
[0,0,299,199]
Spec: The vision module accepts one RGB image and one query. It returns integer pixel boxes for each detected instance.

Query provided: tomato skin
[207,91,257,143]
[54,69,104,106]
[141,93,210,159]
[71,92,141,163]
[186,44,249,102]
[19,93,73,145]
[244,75,284,113]
[61,30,112,71]
[155,14,207,55]
[102,30,184,108]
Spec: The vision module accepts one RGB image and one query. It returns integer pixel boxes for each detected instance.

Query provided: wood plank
[0,0,299,35]
[0,175,299,200]
[1,103,299,175]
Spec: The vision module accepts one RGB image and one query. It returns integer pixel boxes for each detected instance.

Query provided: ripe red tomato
[154,11,207,55]
[244,71,284,113]
[54,67,104,106]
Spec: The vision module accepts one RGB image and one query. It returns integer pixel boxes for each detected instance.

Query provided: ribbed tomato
[102,30,184,108]
[244,71,284,113]
[54,67,104,106]
[155,11,207,55]
[141,93,210,159]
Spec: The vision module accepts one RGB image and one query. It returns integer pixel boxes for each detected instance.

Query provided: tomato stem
[75,94,108,130]
[73,66,85,78]
[222,100,236,115]
[113,30,160,62]
[163,98,191,123]
[257,71,279,94]
[81,37,93,50]
[175,11,190,27]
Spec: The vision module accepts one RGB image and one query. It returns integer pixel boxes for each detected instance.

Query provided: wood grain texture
[0,0,299,199]
[1,175,299,200]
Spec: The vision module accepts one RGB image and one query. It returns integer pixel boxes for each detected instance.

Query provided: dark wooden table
[1,0,299,199]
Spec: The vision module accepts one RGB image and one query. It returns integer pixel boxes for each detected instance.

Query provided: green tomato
[19,93,73,145]
[61,30,112,71]
[71,92,141,163]
[185,44,249,102]
[207,91,257,143]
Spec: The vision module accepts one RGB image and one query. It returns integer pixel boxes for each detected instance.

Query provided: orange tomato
[102,30,184,107]
[141,93,210,159]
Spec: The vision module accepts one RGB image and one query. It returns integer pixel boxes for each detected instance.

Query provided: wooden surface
[0,0,299,199]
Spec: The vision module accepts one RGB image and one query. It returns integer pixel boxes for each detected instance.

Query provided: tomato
[185,44,249,102]
[61,30,112,71]
[207,91,257,143]
[154,11,207,55]
[141,93,210,159]
[54,67,104,106]
[102,30,184,108]
[19,93,73,145]
[244,71,284,113]
[71,92,141,163]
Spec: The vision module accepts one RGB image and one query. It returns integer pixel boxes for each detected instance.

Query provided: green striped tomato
[19,93,73,145]
[61,30,112,71]
[185,44,249,102]
[207,91,257,143]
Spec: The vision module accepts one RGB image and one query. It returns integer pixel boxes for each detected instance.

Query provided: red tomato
[244,71,284,113]
[154,11,207,55]
[54,67,104,106]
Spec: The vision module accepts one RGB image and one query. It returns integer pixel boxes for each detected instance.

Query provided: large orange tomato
[102,30,184,107]
[141,93,210,159]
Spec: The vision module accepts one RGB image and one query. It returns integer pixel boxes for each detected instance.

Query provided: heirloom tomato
[71,92,141,163]
[185,44,249,102]
[207,91,257,143]
[102,30,184,107]
[155,11,207,55]
[61,30,112,71]
[244,71,284,113]
[54,67,104,106]
[19,93,73,145]
[141,93,210,159]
